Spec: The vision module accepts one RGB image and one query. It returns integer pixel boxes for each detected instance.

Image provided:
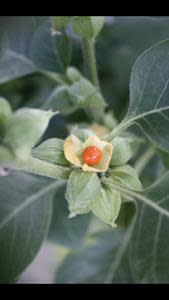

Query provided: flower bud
[66,67,81,83]
[4,108,56,159]
[51,16,72,31]
[0,98,12,138]
[72,16,104,40]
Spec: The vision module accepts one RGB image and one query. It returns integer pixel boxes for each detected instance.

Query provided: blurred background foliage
[1,16,169,283]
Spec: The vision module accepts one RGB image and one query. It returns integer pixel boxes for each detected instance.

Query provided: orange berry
[82,145,102,166]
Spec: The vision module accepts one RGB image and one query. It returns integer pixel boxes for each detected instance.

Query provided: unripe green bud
[51,16,72,31]
[4,108,56,159]
[72,16,104,40]
[0,98,12,138]
[66,67,81,83]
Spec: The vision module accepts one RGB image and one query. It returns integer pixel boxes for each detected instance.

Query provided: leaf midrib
[0,179,65,231]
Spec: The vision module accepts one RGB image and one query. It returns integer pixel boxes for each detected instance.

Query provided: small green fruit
[72,16,104,40]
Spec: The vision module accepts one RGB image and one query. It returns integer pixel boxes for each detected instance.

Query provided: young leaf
[0,171,60,283]
[45,76,106,115]
[90,184,121,227]
[32,138,70,167]
[65,170,101,217]
[44,86,78,115]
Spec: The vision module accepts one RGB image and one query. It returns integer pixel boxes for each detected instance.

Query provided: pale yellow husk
[64,134,113,172]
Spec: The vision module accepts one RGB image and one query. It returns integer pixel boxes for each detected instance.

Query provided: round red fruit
[82,145,102,166]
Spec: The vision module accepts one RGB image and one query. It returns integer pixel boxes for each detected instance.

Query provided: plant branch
[82,38,100,88]
[103,178,169,219]
[0,147,70,180]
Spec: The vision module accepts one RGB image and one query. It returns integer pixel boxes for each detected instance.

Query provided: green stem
[104,120,133,142]
[103,178,169,219]
[0,148,70,180]
[134,146,156,176]
[82,38,104,122]
[82,38,100,88]
[40,70,67,85]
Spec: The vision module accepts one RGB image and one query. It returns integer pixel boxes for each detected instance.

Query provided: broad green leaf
[0,17,71,83]
[55,201,136,283]
[32,138,70,167]
[0,17,43,83]
[106,40,169,154]
[55,171,169,283]
[30,21,72,73]
[48,184,91,248]
[112,40,169,152]
[65,170,101,217]
[0,171,61,283]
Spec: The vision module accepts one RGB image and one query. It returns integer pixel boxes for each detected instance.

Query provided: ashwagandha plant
[2,16,169,283]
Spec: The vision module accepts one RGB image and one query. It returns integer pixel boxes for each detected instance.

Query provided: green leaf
[4,108,55,159]
[45,76,106,115]
[72,16,104,40]
[109,171,169,283]
[68,77,105,108]
[32,138,70,167]
[108,164,142,192]
[109,40,169,153]
[0,17,71,83]
[56,32,72,71]
[30,21,72,73]
[0,171,60,283]
[65,170,101,217]
[54,208,136,283]
[55,171,169,283]
[45,86,77,115]
[48,184,91,248]
[90,183,121,227]
[0,98,12,138]
[0,17,42,83]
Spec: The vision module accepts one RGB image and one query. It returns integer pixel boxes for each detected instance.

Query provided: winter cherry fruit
[82,145,102,166]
